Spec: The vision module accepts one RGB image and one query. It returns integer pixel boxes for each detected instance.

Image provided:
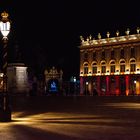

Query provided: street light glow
[0,11,10,39]
[0,21,10,37]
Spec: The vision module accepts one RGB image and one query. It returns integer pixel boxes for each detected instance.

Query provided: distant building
[79,28,140,96]
[44,67,63,95]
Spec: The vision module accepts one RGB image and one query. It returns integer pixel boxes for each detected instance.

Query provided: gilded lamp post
[0,11,11,122]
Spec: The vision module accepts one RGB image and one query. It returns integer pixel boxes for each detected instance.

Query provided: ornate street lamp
[0,11,11,122]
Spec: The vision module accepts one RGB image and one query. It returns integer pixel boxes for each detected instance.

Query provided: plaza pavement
[0,95,140,140]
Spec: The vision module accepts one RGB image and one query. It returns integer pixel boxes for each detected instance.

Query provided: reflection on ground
[1,97,140,140]
[0,97,140,140]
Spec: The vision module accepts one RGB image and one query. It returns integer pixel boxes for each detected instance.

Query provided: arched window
[110,60,115,73]
[120,60,126,73]
[83,63,89,74]
[130,59,136,72]
[92,62,97,74]
[101,61,106,74]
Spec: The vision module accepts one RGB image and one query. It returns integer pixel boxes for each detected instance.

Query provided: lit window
[120,65,125,72]
[110,61,115,73]
[84,63,88,74]
[92,62,97,74]
[101,66,106,73]
[92,67,97,74]
[111,65,115,73]
[130,59,136,72]
[120,60,125,73]
[130,64,136,72]
[101,61,106,74]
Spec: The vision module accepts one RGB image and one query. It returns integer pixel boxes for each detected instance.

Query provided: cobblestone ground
[0,96,140,140]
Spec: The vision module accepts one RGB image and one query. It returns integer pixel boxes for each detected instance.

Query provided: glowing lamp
[98,33,101,39]
[73,77,76,83]
[86,82,88,85]
[137,27,140,34]
[0,11,11,39]
[116,30,119,36]
[106,32,110,38]
[125,28,130,36]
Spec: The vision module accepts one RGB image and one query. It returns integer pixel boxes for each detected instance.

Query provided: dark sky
[1,0,140,80]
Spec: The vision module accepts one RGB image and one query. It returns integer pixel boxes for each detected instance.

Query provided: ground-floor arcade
[80,74,140,96]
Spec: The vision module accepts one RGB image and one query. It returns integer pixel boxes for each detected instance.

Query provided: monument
[7,63,29,94]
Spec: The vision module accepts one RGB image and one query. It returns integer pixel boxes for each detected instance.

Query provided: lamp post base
[0,94,11,122]
[0,109,11,122]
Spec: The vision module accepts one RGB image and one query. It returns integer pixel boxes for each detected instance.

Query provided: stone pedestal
[7,63,29,94]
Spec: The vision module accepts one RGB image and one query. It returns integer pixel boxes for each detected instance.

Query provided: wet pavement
[0,96,140,140]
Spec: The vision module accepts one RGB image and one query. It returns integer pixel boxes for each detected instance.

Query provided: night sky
[1,0,140,80]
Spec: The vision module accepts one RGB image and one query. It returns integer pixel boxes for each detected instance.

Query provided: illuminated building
[79,28,140,96]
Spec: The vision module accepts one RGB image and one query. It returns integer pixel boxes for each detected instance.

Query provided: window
[120,60,125,73]
[120,65,125,72]
[130,64,136,72]
[120,49,124,58]
[110,65,115,73]
[92,62,97,74]
[130,47,135,57]
[111,50,114,59]
[84,63,88,74]
[84,52,88,60]
[110,61,115,73]
[130,59,136,72]
[93,52,96,60]
[102,51,105,59]
[101,66,106,73]
[101,61,106,74]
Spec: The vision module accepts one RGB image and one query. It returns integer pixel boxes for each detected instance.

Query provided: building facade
[79,28,140,96]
